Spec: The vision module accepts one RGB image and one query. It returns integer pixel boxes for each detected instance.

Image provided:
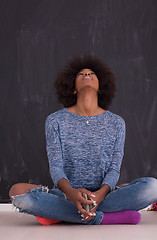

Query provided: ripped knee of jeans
[11,185,50,214]
[11,193,29,214]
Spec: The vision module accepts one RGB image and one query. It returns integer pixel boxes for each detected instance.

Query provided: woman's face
[75,68,99,93]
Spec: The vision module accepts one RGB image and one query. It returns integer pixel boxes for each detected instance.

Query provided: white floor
[0,210,157,240]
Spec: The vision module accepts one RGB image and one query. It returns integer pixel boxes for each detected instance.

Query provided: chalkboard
[0,0,157,203]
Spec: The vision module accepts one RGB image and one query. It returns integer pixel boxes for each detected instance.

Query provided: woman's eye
[91,72,96,75]
[78,73,83,76]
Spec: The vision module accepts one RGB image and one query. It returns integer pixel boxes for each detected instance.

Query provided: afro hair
[54,54,116,110]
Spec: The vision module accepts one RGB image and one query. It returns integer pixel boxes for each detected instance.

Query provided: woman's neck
[75,88,99,116]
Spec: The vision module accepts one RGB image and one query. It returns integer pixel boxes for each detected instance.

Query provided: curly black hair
[54,54,116,110]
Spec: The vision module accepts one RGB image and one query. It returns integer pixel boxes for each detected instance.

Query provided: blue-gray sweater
[45,108,126,192]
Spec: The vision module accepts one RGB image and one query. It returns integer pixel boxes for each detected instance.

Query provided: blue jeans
[12,177,157,225]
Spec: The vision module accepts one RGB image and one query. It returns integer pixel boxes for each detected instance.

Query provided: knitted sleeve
[45,116,69,188]
[101,118,126,191]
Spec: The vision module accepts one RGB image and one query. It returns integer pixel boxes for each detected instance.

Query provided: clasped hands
[66,188,105,221]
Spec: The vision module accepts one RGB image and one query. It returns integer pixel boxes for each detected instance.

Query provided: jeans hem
[97,212,103,225]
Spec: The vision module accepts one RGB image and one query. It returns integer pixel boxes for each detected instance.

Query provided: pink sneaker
[36,216,62,225]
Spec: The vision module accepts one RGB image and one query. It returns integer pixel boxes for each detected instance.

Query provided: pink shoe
[36,216,62,225]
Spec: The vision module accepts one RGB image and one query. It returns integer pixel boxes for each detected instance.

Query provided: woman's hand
[81,190,106,221]
[80,184,110,221]
[58,179,109,221]
[65,188,97,219]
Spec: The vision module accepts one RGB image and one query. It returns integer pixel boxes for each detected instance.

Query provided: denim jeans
[12,177,157,225]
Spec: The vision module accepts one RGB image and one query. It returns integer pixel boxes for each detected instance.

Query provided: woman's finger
[81,212,96,221]
[77,202,95,217]
[80,190,97,203]
[78,192,97,205]
[82,189,96,199]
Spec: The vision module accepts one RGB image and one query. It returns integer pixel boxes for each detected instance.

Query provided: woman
[9,54,157,225]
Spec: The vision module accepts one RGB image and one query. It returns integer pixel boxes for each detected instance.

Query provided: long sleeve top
[45,108,126,192]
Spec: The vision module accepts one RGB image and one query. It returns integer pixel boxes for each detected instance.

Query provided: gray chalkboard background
[0,0,157,203]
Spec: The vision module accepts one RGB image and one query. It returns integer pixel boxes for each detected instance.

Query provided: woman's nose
[85,73,90,75]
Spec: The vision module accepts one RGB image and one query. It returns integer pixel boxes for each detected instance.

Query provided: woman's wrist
[57,178,74,198]
[96,184,110,200]
[64,188,76,201]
